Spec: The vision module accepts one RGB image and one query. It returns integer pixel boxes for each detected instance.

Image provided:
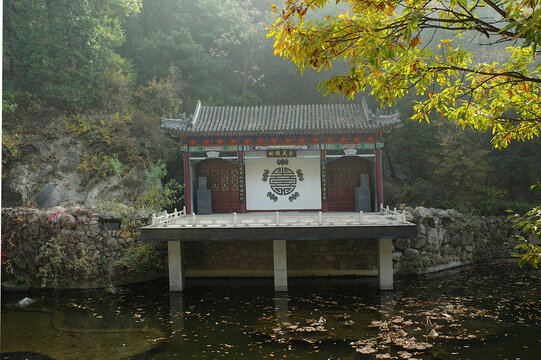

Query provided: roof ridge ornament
[361,98,373,123]
[192,100,202,126]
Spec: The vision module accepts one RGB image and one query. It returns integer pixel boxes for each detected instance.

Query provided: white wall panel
[245,153,321,210]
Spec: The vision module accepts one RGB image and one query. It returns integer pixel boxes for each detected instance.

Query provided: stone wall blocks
[394,238,409,251]
[0,205,515,289]
[424,244,436,253]
[416,206,432,219]
[106,238,118,248]
[60,213,77,229]
[405,211,415,222]
[411,235,427,249]
[430,254,443,265]
[427,228,439,244]
[421,255,432,267]
[450,234,461,247]
[441,230,450,245]
[423,217,436,228]
[403,248,420,259]
[437,228,445,241]
[441,244,453,256]
[60,229,72,238]
[446,209,462,221]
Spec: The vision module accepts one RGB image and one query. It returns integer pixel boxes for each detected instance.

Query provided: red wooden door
[327,157,372,211]
[197,159,240,213]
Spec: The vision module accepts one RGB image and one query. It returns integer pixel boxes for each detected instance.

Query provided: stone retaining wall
[1,206,167,289]
[1,206,516,289]
[396,206,515,274]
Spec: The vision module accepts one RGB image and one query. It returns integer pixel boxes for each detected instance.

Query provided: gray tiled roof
[161,100,400,136]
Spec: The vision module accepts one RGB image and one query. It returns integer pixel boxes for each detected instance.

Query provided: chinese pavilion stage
[144,100,416,293]
[141,210,417,292]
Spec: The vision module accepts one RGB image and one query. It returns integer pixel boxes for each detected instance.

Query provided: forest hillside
[2,0,540,214]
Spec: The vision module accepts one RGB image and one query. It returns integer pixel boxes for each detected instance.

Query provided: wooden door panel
[197,159,241,213]
[327,157,372,211]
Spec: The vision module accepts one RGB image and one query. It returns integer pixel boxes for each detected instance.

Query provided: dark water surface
[2,260,540,360]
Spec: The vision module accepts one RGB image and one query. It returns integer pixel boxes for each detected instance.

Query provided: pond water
[2,260,540,360]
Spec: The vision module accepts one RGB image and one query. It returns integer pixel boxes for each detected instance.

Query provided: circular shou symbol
[269,167,297,195]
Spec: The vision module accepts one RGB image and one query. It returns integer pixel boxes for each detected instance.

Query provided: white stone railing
[380,204,403,216]
[150,205,408,228]
[152,206,186,225]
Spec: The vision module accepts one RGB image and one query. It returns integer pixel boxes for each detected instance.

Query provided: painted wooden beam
[320,149,328,212]
[375,148,383,211]
[183,151,192,214]
[238,150,247,214]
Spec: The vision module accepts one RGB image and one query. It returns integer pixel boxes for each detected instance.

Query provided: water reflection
[2,261,540,360]
[169,292,185,331]
[274,292,289,323]
[380,290,394,316]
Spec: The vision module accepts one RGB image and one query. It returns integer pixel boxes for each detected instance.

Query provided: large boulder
[34,184,62,208]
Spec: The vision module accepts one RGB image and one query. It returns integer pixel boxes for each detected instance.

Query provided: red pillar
[320,149,328,212]
[183,151,192,214]
[238,150,247,213]
[375,147,383,211]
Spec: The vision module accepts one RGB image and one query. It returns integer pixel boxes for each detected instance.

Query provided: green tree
[210,0,267,105]
[3,0,141,110]
[134,64,184,117]
[268,0,541,266]
[268,0,541,148]
[509,183,541,269]
[120,0,227,110]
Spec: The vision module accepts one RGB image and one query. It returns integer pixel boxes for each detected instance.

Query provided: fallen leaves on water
[350,316,433,357]
[356,345,377,354]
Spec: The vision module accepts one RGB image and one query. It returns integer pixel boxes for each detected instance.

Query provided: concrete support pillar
[377,238,393,290]
[168,241,185,292]
[273,240,288,292]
